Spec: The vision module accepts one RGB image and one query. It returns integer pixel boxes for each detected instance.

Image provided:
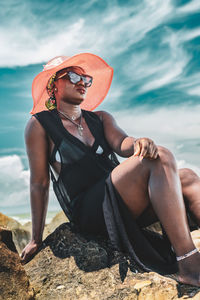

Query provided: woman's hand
[20,240,41,265]
[133,138,158,160]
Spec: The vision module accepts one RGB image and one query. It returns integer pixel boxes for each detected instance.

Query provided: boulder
[0,212,21,229]
[24,223,200,300]
[191,230,200,250]
[43,211,68,238]
[0,227,34,300]
[0,212,31,253]
[0,210,67,254]
[1,211,200,299]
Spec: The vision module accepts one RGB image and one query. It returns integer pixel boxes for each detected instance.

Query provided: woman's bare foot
[177,252,200,286]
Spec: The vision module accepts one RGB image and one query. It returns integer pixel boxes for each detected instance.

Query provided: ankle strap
[176,248,199,261]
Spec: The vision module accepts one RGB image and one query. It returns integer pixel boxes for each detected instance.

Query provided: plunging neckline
[55,109,97,151]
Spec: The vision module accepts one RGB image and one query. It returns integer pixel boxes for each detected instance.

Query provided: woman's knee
[157,146,176,169]
[179,168,200,188]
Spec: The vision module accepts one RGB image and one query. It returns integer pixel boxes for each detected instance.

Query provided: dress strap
[34,109,64,147]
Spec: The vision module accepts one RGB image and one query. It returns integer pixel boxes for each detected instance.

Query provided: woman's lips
[76,88,86,94]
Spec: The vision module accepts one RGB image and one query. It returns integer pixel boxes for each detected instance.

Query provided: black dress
[34,109,195,275]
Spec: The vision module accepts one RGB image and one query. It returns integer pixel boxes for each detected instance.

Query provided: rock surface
[44,211,68,238]
[192,230,200,250]
[24,222,200,300]
[1,212,200,299]
[0,211,68,254]
[0,227,34,300]
[0,212,31,253]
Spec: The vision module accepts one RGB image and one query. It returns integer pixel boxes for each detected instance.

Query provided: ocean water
[0,0,200,224]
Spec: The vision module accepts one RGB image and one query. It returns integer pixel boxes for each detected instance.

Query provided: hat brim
[31,53,113,114]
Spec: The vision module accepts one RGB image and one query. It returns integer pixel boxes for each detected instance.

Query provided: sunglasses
[56,70,93,88]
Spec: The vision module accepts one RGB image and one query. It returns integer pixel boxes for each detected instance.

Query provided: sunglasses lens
[82,76,92,87]
[56,71,93,87]
[68,72,80,84]
[68,72,92,87]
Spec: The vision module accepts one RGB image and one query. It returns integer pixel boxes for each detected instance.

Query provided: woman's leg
[111,146,200,286]
[131,168,200,228]
[179,168,200,226]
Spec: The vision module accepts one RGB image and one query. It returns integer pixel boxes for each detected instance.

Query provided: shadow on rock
[23,222,200,300]
[40,222,139,280]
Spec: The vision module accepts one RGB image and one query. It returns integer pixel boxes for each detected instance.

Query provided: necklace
[58,110,84,136]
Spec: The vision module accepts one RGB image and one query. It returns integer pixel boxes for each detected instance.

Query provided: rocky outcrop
[191,230,200,250]
[1,212,200,299]
[0,211,68,254]
[0,228,34,300]
[0,212,31,253]
[43,211,68,238]
[24,222,200,300]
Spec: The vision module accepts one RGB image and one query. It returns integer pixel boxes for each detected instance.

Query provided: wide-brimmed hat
[31,53,113,114]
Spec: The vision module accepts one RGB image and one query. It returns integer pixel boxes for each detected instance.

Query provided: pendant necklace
[58,110,84,136]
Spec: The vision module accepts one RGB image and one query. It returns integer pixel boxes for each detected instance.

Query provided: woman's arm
[21,117,50,264]
[95,111,158,159]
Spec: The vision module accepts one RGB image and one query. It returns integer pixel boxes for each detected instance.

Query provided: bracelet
[176,248,199,261]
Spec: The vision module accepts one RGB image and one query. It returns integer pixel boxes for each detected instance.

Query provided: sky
[0,0,200,217]
[1,0,200,155]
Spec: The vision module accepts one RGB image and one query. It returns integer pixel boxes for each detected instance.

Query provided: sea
[0,0,200,224]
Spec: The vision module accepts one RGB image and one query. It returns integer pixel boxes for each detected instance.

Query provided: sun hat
[31,53,113,114]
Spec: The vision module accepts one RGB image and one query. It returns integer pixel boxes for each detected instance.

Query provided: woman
[21,53,200,286]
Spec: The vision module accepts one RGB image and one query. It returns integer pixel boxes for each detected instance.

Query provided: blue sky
[0,0,200,154]
[1,0,200,217]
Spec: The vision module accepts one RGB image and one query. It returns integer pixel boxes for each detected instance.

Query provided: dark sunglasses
[56,70,93,88]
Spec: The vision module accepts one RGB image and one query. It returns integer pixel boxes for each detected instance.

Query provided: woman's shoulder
[94,110,115,124]
[26,109,57,132]
[93,110,103,121]
[25,114,47,140]
[83,110,110,124]
[93,110,113,122]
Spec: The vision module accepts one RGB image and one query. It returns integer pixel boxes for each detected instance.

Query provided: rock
[0,212,31,253]
[43,211,68,238]
[0,212,21,228]
[0,211,67,254]
[0,227,17,253]
[2,211,200,299]
[147,222,162,234]
[0,227,34,300]
[22,221,32,233]
[191,230,200,250]
[133,280,152,290]
[24,223,200,300]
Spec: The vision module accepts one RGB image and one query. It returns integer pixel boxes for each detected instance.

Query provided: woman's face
[54,66,89,106]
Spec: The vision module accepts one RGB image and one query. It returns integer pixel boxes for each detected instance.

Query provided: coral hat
[31,53,113,114]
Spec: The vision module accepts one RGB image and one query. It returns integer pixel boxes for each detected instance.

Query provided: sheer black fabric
[34,109,198,275]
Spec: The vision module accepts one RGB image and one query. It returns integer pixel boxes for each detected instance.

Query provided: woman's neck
[58,102,82,119]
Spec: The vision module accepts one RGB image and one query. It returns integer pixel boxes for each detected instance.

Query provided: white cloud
[178,27,200,43]
[0,18,88,67]
[1,0,199,101]
[140,65,183,92]
[99,0,173,56]
[177,72,200,97]
[113,105,200,142]
[0,0,174,67]
[123,27,191,94]
[0,154,59,215]
[108,104,200,170]
[177,0,200,14]
[187,87,200,97]
[111,105,200,169]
